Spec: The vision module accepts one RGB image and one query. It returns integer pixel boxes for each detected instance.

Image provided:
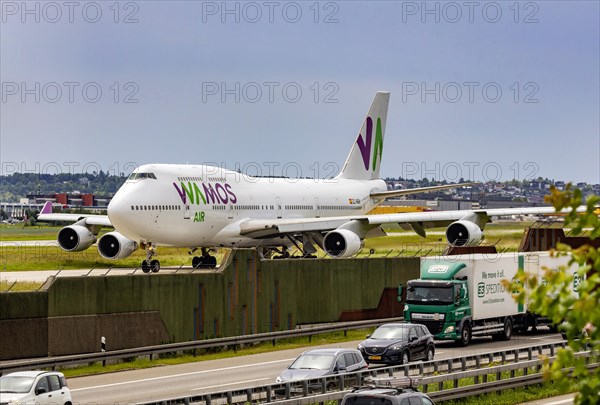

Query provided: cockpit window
[128,172,157,180]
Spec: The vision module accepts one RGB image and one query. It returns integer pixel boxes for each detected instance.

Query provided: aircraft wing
[238,206,562,239]
[364,206,559,226]
[370,183,473,199]
[36,202,113,227]
[239,216,354,238]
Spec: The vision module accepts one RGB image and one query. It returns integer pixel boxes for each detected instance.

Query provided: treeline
[0,172,127,202]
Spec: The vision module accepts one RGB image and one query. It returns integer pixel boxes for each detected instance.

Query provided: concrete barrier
[0,250,419,359]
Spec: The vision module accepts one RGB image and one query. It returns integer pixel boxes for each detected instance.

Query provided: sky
[1,1,599,184]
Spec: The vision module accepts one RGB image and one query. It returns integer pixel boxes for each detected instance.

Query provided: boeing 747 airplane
[39,92,562,272]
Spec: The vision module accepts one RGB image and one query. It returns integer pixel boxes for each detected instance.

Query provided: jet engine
[323,229,363,258]
[57,225,96,252]
[445,220,483,246]
[97,231,138,260]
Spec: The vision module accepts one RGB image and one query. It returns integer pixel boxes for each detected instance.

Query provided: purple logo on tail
[356,117,373,171]
[356,116,383,171]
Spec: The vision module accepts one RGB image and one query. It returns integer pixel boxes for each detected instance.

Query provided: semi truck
[400,252,579,346]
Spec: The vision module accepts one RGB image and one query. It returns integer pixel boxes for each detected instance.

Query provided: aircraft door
[228,204,234,219]
[184,204,190,219]
[275,197,282,219]
[314,197,320,218]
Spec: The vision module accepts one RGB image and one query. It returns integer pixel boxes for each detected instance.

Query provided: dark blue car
[358,323,435,365]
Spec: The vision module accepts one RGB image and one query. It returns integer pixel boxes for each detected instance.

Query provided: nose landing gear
[141,243,160,273]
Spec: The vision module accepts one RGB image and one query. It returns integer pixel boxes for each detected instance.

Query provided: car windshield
[0,376,35,393]
[406,285,455,304]
[289,353,334,370]
[370,325,410,340]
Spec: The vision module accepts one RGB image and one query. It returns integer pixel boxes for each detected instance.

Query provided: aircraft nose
[107,189,134,235]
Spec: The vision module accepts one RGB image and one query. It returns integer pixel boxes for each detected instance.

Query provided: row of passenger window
[320,205,361,210]
[285,205,313,210]
[175,176,228,182]
[129,203,363,212]
[235,205,274,210]
[285,205,361,210]
[131,205,181,211]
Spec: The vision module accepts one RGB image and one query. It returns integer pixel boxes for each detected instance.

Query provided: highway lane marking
[545,399,574,405]
[70,358,296,392]
[190,378,271,391]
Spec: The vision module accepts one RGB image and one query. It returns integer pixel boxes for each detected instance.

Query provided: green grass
[437,381,577,405]
[59,328,374,378]
[0,280,44,291]
[0,224,62,241]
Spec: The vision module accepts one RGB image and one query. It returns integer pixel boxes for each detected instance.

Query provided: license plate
[368,355,381,360]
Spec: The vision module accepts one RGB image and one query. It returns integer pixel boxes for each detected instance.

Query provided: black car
[358,323,435,365]
[341,377,435,405]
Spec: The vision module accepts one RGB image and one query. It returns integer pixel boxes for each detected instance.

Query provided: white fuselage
[107,164,387,248]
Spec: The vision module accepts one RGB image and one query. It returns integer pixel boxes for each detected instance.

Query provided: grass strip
[0,280,44,291]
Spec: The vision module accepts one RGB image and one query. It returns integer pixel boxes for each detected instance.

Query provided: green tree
[504,185,599,405]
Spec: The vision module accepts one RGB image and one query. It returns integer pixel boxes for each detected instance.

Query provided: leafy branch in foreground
[503,184,599,405]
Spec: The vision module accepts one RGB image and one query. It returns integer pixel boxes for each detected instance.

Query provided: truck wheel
[458,324,471,347]
[501,318,513,341]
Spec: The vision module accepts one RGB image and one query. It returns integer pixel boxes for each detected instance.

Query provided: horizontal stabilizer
[370,183,473,199]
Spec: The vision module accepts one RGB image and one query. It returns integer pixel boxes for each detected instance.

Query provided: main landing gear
[191,248,218,269]
[141,243,160,273]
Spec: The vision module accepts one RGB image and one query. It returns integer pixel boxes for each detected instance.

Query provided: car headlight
[391,345,402,351]
[275,376,283,383]
[404,304,409,311]
[444,325,455,333]
[357,343,364,350]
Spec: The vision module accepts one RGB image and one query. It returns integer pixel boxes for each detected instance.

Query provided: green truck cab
[401,260,475,345]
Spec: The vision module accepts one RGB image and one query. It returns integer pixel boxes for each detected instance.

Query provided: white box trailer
[403,251,579,346]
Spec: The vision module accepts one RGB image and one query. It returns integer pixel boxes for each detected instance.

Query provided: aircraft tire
[192,256,203,269]
[141,260,151,273]
[204,255,217,268]
[151,259,160,273]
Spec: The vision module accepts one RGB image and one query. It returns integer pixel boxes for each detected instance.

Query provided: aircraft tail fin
[338,91,390,180]
[40,201,53,214]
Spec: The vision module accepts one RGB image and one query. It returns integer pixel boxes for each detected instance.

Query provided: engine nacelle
[57,225,96,252]
[446,220,483,246]
[323,229,363,258]
[97,231,138,260]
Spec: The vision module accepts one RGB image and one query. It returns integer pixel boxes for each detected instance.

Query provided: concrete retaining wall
[0,250,419,359]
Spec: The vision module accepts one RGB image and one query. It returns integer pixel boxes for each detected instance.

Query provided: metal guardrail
[135,341,588,405]
[424,352,598,402]
[0,317,403,374]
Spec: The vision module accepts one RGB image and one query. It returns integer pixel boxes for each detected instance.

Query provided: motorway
[68,330,564,404]
[519,394,575,405]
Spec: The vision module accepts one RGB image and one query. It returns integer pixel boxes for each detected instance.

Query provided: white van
[0,371,72,405]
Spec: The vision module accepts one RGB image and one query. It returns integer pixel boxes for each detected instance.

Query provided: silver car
[276,348,368,383]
